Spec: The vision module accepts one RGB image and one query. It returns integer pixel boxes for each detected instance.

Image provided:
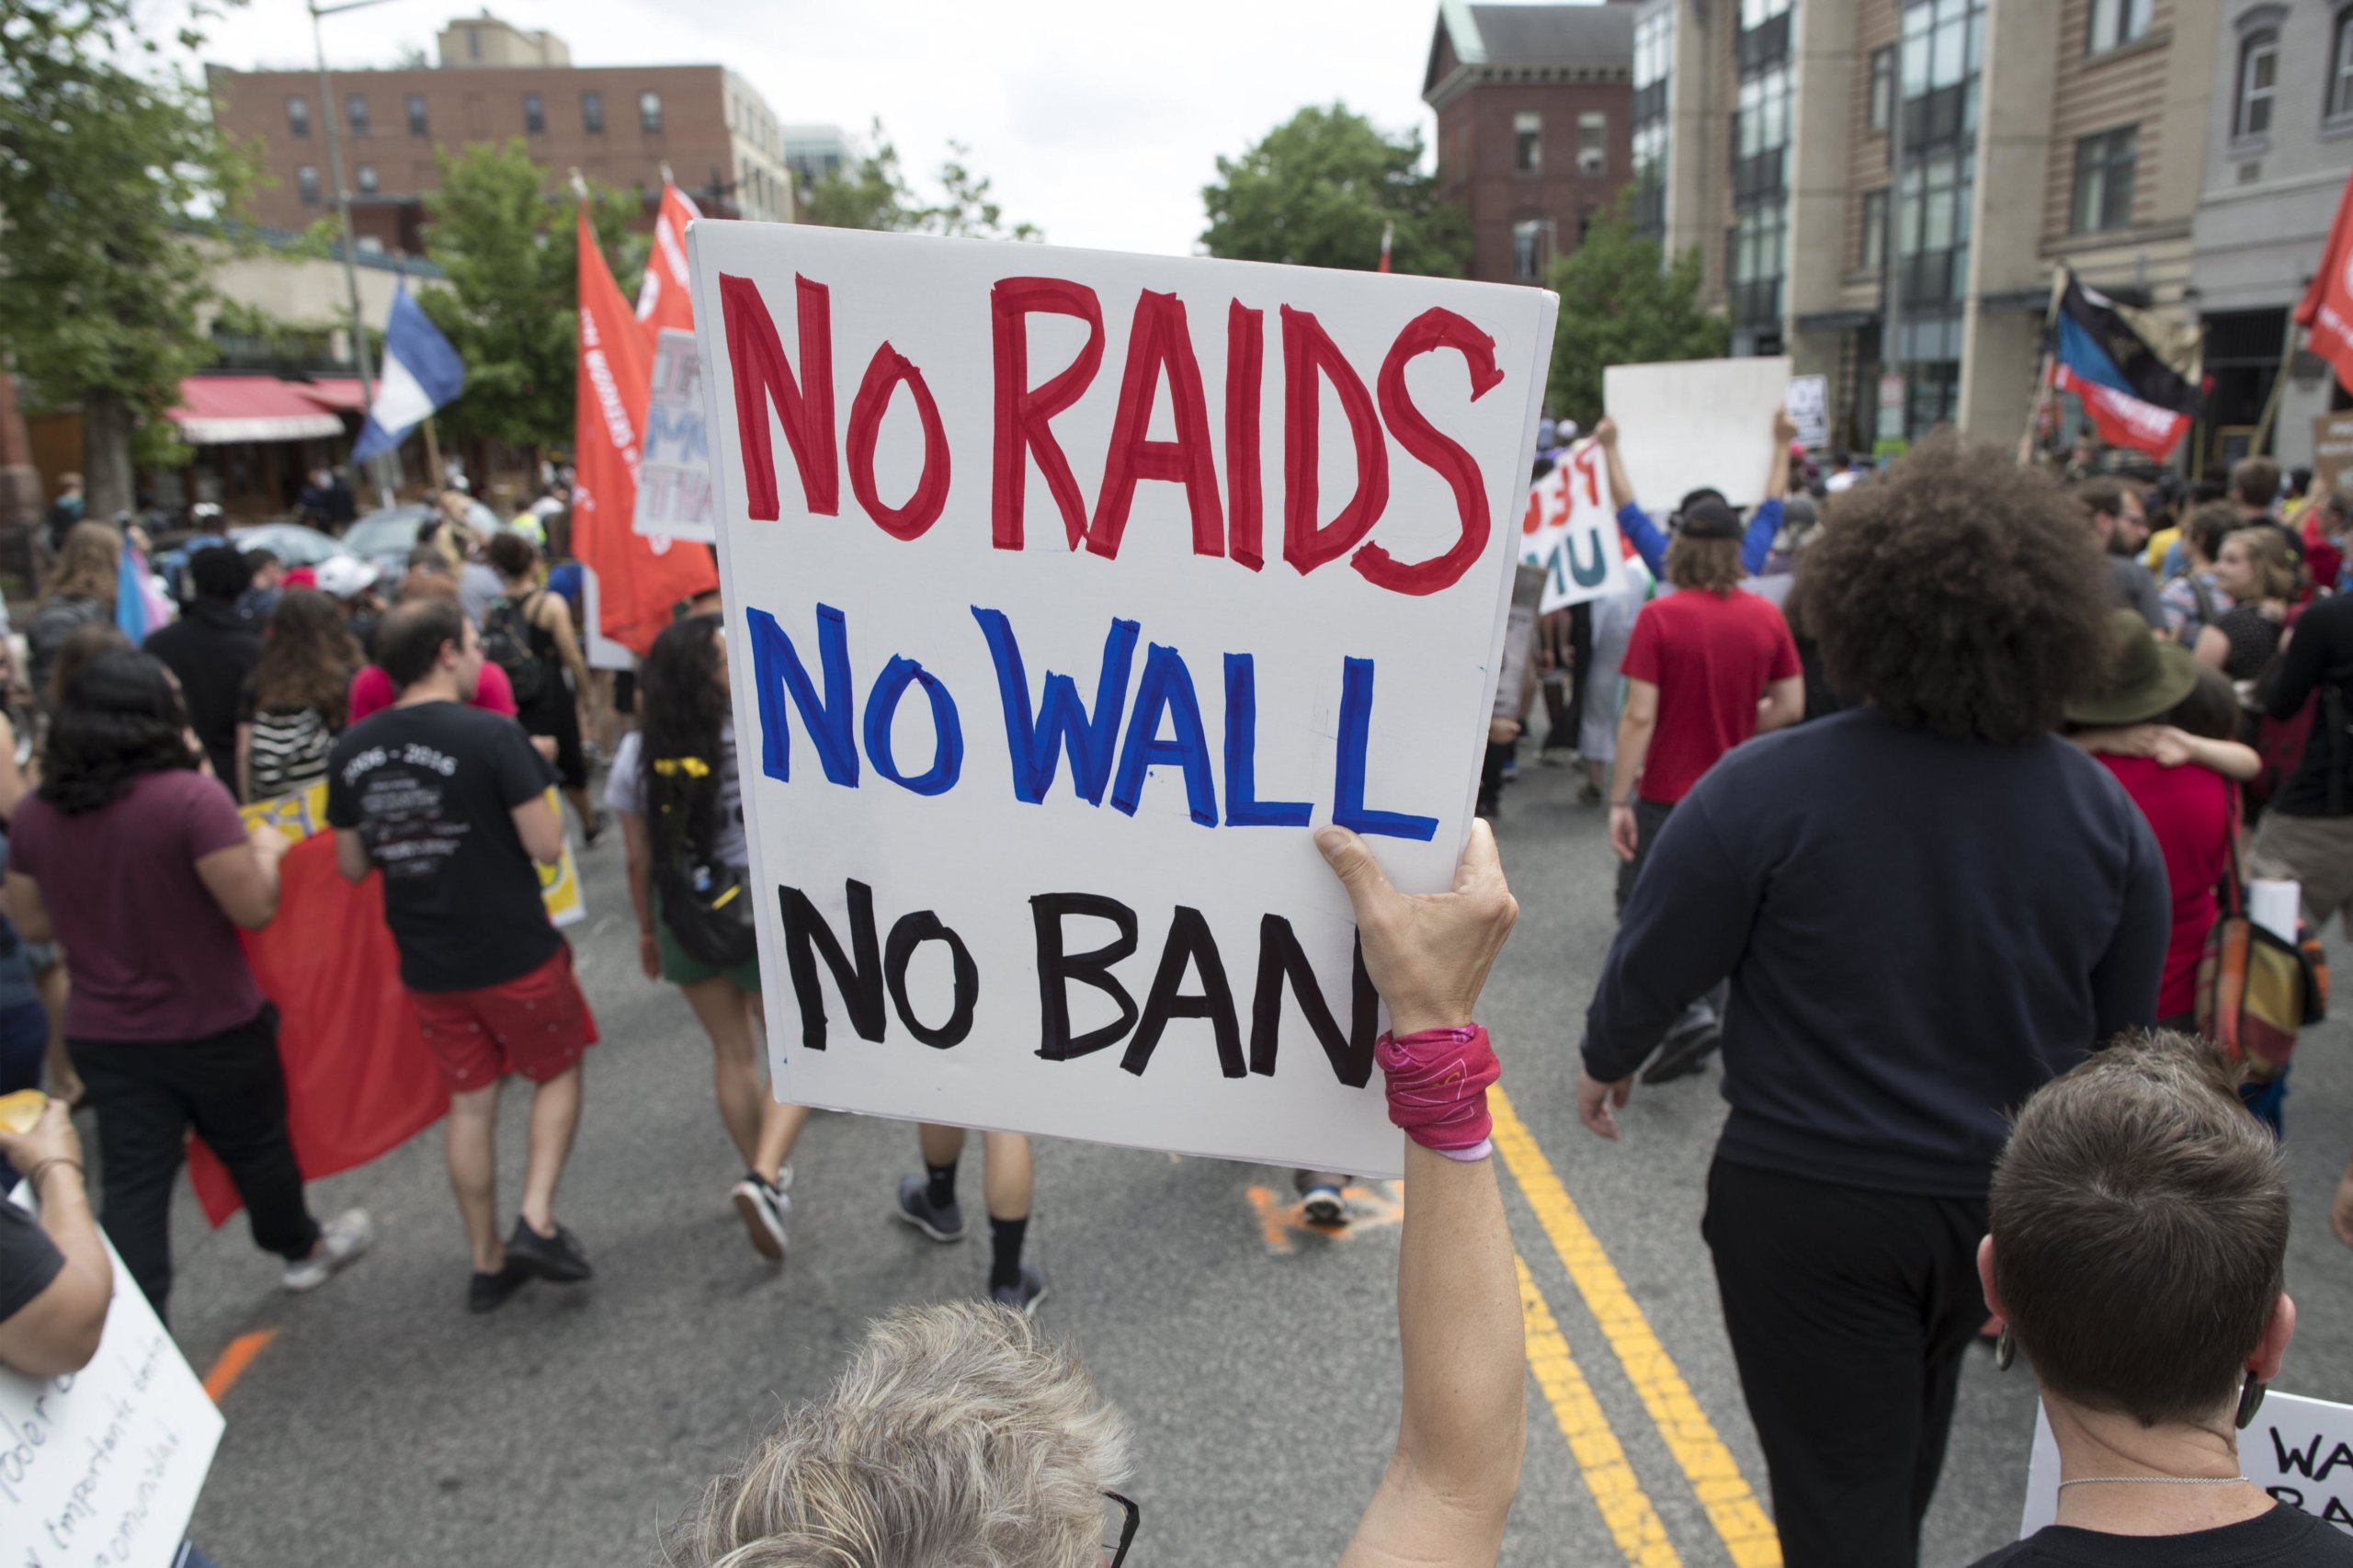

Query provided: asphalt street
[153,754,2353,1568]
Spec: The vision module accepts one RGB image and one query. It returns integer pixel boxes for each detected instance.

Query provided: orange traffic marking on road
[1245,1180,1404,1254]
[202,1328,278,1403]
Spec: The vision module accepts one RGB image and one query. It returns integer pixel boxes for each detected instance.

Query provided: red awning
[296,376,373,413]
[171,377,347,445]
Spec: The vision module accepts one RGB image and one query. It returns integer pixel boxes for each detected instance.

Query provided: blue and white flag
[351,279,465,463]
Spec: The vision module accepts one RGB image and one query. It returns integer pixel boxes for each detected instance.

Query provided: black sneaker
[467,1262,528,1313]
[895,1175,966,1243]
[1301,1185,1348,1227]
[990,1262,1047,1317]
[1642,1024,1722,1085]
[506,1218,593,1283]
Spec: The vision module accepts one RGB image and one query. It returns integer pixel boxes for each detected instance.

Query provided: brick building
[1423,1,1641,286]
[206,12,794,258]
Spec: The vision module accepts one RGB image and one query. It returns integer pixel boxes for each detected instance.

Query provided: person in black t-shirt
[327,598,598,1313]
[1972,1032,2353,1568]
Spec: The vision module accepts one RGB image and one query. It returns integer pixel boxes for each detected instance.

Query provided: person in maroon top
[3,649,371,1319]
[1609,495,1804,1082]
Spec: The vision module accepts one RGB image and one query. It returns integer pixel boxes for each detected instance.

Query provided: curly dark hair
[1788,431,2113,744]
[40,649,200,816]
[252,587,362,718]
[639,613,731,867]
[485,530,540,581]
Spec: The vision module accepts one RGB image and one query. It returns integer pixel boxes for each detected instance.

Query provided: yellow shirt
[2143,526,2179,574]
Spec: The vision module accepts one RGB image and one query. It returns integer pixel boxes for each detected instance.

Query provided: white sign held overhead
[0,1187,224,1568]
[688,222,1556,1177]
[1603,356,1794,509]
[2023,1392,2353,1538]
[636,327,715,543]
[1787,372,1829,449]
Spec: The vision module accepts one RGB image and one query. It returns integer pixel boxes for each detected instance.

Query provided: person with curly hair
[236,587,363,803]
[1574,433,2170,1568]
[1,649,370,1320]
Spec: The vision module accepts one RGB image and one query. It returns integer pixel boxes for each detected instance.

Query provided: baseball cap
[1678,495,1741,540]
[315,555,380,600]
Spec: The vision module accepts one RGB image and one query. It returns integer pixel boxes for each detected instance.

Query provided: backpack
[482,592,551,707]
[2195,821,2329,1083]
[649,752,756,967]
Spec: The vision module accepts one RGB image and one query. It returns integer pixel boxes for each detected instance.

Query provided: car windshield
[347,513,426,554]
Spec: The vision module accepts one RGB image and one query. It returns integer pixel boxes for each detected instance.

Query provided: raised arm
[1596,418,1668,577]
[1319,823,1523,1568]
[0,1101,113,1378]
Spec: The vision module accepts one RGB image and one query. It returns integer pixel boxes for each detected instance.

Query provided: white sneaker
[733,1169,791,1262]
[283,1209,373,1292]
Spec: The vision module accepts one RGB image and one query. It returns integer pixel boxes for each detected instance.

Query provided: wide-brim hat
[2065,608,2200,727]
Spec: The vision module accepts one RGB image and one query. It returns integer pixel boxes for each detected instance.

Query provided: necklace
[2058,1475,2249,1489]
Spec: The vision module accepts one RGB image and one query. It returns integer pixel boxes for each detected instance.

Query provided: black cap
[1679,496,1741,540]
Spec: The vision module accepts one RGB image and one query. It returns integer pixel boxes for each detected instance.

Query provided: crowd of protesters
[5,419,2353,1568]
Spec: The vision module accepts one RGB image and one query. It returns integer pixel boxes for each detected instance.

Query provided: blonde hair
[2224,526,2297,603]
[662,1302,1131,1568]
[47,520,119,604]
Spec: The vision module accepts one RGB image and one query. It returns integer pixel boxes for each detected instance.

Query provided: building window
[1511,219,1551,282]
[2071,127,2136,233]
[2331,10,2353,121]
[640,90,664,133]
[524,92,544,134]
[287,96,311,139]
[1734,64,1791,199]
[356,163,378,195]
[1729,204,1787,325]
[466,25,480,59]
[2086,0,2153,53]
[296,165,320,205]
[1739,0,1791,24]
[1895,149,1973,304]
[405,94,427,136]
[1632,119,1669,237]
[1900,0,1988,152]
[347,94,369,137]
[1634,11,1671,90]
[1513,112,1541,175]
[356,236,385,256]
[582,90,605,133]
[1577,112,1607,176]
[1861,187,1889,269]
[1869,47,1894,132]
[2235,28,2278,140]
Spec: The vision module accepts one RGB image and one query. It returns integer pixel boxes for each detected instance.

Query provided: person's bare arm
[2146,726,2262,781]
[334,827,372,884]
[1595,416,1634,510]
[512,792,564,866]
[235,722,255,805]
[619,809,660,979]
[4,869,51,943]
[0,711,28,820]
[1320,824,1523,1568]
[1765,410,1797,501]
[2193,624,2231,673]
[194,823,287,930]
[540,594,594,699]
[0,1103,113,1378]
[1609,677,1660,863]
[1756,675,1805,733]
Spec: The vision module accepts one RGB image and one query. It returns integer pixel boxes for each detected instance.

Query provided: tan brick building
[207,12,793,257]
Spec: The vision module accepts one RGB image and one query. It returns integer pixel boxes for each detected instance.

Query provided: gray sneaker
[283,1209,373,1293]
[733,1168,791,1262]
[991,1262,1047,1317]
[895,1175,966,1243]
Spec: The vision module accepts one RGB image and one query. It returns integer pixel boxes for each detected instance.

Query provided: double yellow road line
[1493,1088,1783,1567]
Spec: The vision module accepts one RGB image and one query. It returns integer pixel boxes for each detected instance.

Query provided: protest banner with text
[689,224,1555,1176]
[1520,438,1627,612]
[2024,1392,2353,1537]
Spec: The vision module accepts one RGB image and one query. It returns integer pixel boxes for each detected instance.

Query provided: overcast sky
[174,0,1552,256]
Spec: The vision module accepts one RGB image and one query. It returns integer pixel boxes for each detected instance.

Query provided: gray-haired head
[662,1301,1132,1568]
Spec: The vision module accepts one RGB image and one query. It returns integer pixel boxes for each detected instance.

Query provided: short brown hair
[1991,1031,2286,1427]
[1665,532,1742,594]
[2224,526,2298,602]
[485,529,539,580]
[2184,500,2236,564]
[2075,478,2126,523]
[375,598,467,690]
[1790,431,2112,744]
[2232,456,2280,512]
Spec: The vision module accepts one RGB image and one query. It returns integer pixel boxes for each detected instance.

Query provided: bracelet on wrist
[23,1156,83,1193]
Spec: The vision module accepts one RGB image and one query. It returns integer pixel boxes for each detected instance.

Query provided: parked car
[344,505,437,582]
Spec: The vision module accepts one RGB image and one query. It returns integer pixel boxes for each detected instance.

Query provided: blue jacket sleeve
[1617,502,1666,579]
[1581,790,1756,1082]
[1743,498,1783,576]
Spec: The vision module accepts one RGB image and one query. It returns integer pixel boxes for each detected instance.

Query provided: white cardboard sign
[1,1187,223,1568]
[688,222,1555,1176]
[636,327,716,543]
[1520,439,1627,612]
[1602,356,1793,510]
[2023,1392,2353,1537]
[1787,372,1828,449]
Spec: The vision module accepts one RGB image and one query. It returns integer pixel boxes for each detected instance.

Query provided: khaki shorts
[2247,812,2353,935]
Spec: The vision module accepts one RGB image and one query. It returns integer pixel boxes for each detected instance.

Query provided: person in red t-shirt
[1609,494,1804,1083]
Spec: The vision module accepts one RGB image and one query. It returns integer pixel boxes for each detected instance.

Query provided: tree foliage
[801,119,1040,241]
[0,0,261,515]
[1200,104,1470,277]
[1545,194,1725,428]
[417,140,646,452]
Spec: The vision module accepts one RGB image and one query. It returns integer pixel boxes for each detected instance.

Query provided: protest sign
[2,1186,223,1568]
[1603,356,1792,509]
[1520,439,1627,612]
[689,222,1555,1176]
[636,327,716,543]
[2314,414,2353,495]
[2023,1392,2353,1536]
[1787,372,1828,449]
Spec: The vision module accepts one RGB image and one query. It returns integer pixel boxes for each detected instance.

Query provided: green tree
[1544,195,1726,428]
[1200,104,1470,276]
[0,0,261,517]
[802,119,1040,241]
[417,140,646,453]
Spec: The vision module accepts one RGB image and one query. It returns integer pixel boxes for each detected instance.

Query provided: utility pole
[310,0,404,509]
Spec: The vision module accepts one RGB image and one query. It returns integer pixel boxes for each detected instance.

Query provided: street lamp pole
[309,0,401,508]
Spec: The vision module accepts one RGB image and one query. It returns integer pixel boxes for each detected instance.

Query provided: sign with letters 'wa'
[688,223,1555,1176]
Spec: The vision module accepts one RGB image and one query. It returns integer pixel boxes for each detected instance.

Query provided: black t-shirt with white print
[326,699,560,993]
[1970,1505,2353,1566]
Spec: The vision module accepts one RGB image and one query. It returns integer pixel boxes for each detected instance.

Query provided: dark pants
[1615,796,1725,1042]
[1703,1158,1988,1568]
[72,1007,320,1320]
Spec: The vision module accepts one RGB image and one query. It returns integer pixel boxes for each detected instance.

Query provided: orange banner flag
[637,179,703,345]
[574,202,715,654]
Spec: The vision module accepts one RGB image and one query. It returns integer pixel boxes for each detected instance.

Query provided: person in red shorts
[1609,494,1804,1084]
[327,597,597,1312]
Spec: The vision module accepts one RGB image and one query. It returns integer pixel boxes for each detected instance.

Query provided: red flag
[636,179,703,345]
[575,203,715,654]
[2295,167,2353,396]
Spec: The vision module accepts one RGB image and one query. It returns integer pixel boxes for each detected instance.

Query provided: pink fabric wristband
[1376,1024,1500,1158]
